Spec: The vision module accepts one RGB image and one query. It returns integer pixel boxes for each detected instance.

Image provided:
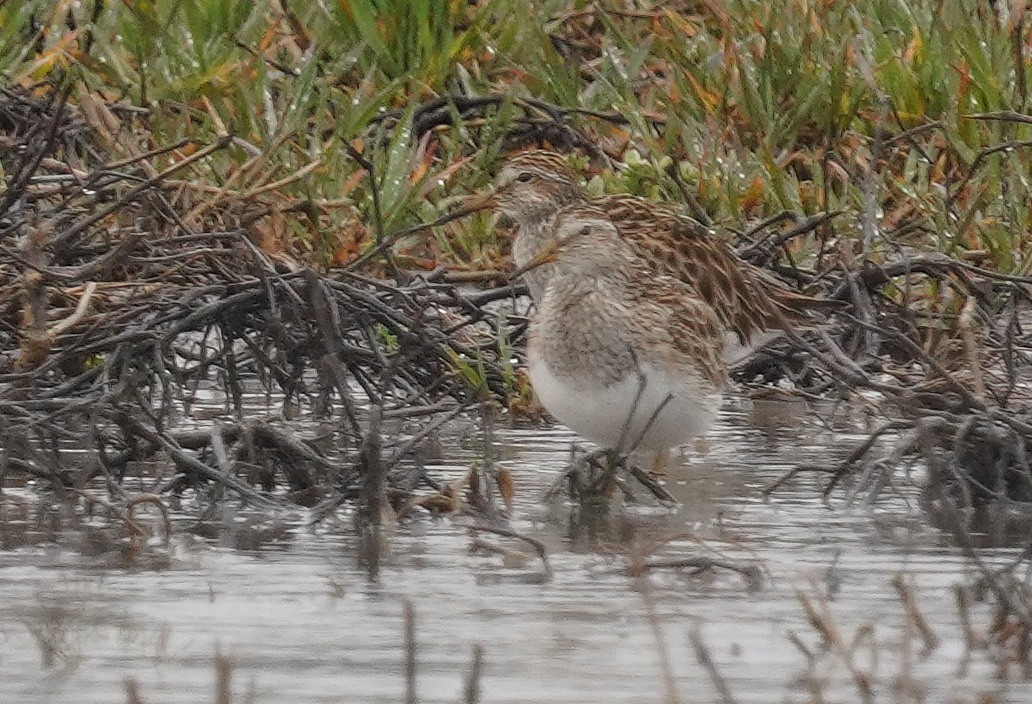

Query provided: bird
[469,150,832,363]
[523,202,727,460]
[467,150,585,301]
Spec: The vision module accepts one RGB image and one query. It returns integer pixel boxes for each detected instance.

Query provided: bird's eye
[579,225,591,236]
[515,172,534,183]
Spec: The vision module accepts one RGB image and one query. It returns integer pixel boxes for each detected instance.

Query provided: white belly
[528,355,721,454]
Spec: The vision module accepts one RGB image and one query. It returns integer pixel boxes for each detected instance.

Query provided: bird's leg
[581,446,611,467]
[593,448,624,498]
[615,352,647,455]
[625,392,674,457]
[556,446,608,506]
[564,447,629,504]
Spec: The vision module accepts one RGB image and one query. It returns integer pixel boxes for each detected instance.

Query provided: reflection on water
[0,397,1027,704]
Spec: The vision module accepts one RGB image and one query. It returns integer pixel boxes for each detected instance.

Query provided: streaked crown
[550,203,632,272]
[493,150,586,222]
[553,203,615,242]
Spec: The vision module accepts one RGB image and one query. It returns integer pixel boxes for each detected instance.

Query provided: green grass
[2,0,1030,274]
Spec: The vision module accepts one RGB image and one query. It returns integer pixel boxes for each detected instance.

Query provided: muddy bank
[3,85,1032,527]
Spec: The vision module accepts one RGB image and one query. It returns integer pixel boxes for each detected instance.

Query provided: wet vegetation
[3,0,1032,701]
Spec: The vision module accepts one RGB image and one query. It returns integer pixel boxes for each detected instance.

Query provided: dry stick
[250,422,338,473]
[738,210,843,262]
[125,494,173,549]
[887,104,936,161]
[841,314,985,411]
[846,430,925,508]
[50,134,234,248]
[382,399,463,419]
[688,625,739,704]
[470,524,552,580]
[239,158,321,199]
[795,588,874,703]
[13,204,54,381]
[385,402,476,468]
[946,139,1032,210]
[628,467,677,504]
[210,422,234,476]
[122,416,281,508]
[953,582,970,673]
[1000,293,1021,406]
[916,427,1032,628]
[0,81,73,218]
[462,644,485,704]
[814,328,870,383]
[344,202,490,273]
[404,600,417,704]
[234,39,301,77]
[302,269,362,432]
[767,210,844,254]
[356,404,386,581]
[965,110,1032,126]
[123,678,146,704]
[183,128,285,222]
[786,630,815,662]
[664,160,711,226]
[954,584,982,679]
[342,143,401,281]
[890,573,941,655]
[436,269,507,286]
[74,488,151,541]
[8,230,138,279]
[641,558,762,586]
[1013,14,1029,109]
[842,266,878,359]
[821,419,914,498]
[958,295,987,401]
[761,464,838,500]
[323,276,498,394]
[214,650,233,704]
[742,210,795,240]
[637,583,682,704]
[160,289,266,344]
[102,137,200,171]
[469,537,526,560]
[849,624,879,700]
[860,250,1032,287]
[367,93,643,134]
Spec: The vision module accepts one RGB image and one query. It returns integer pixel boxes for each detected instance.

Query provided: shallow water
[0,397,1028,704]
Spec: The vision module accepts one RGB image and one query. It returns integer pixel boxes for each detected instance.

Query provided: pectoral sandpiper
[525,203,727,457]
[469,150,830,362]
[477,150,585,301]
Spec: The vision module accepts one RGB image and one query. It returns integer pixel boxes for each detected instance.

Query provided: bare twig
[890,573,941,655]
[404,600,417,704]
[470,524,552,580]
[462,644,485,704]
[688,624,738,704]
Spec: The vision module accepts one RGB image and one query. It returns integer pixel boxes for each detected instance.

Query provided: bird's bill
[510,241,559,282]
[453,191,497,215]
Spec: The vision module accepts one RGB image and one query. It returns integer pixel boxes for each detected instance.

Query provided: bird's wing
[633,271,727,387]
[600,194,814,344]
